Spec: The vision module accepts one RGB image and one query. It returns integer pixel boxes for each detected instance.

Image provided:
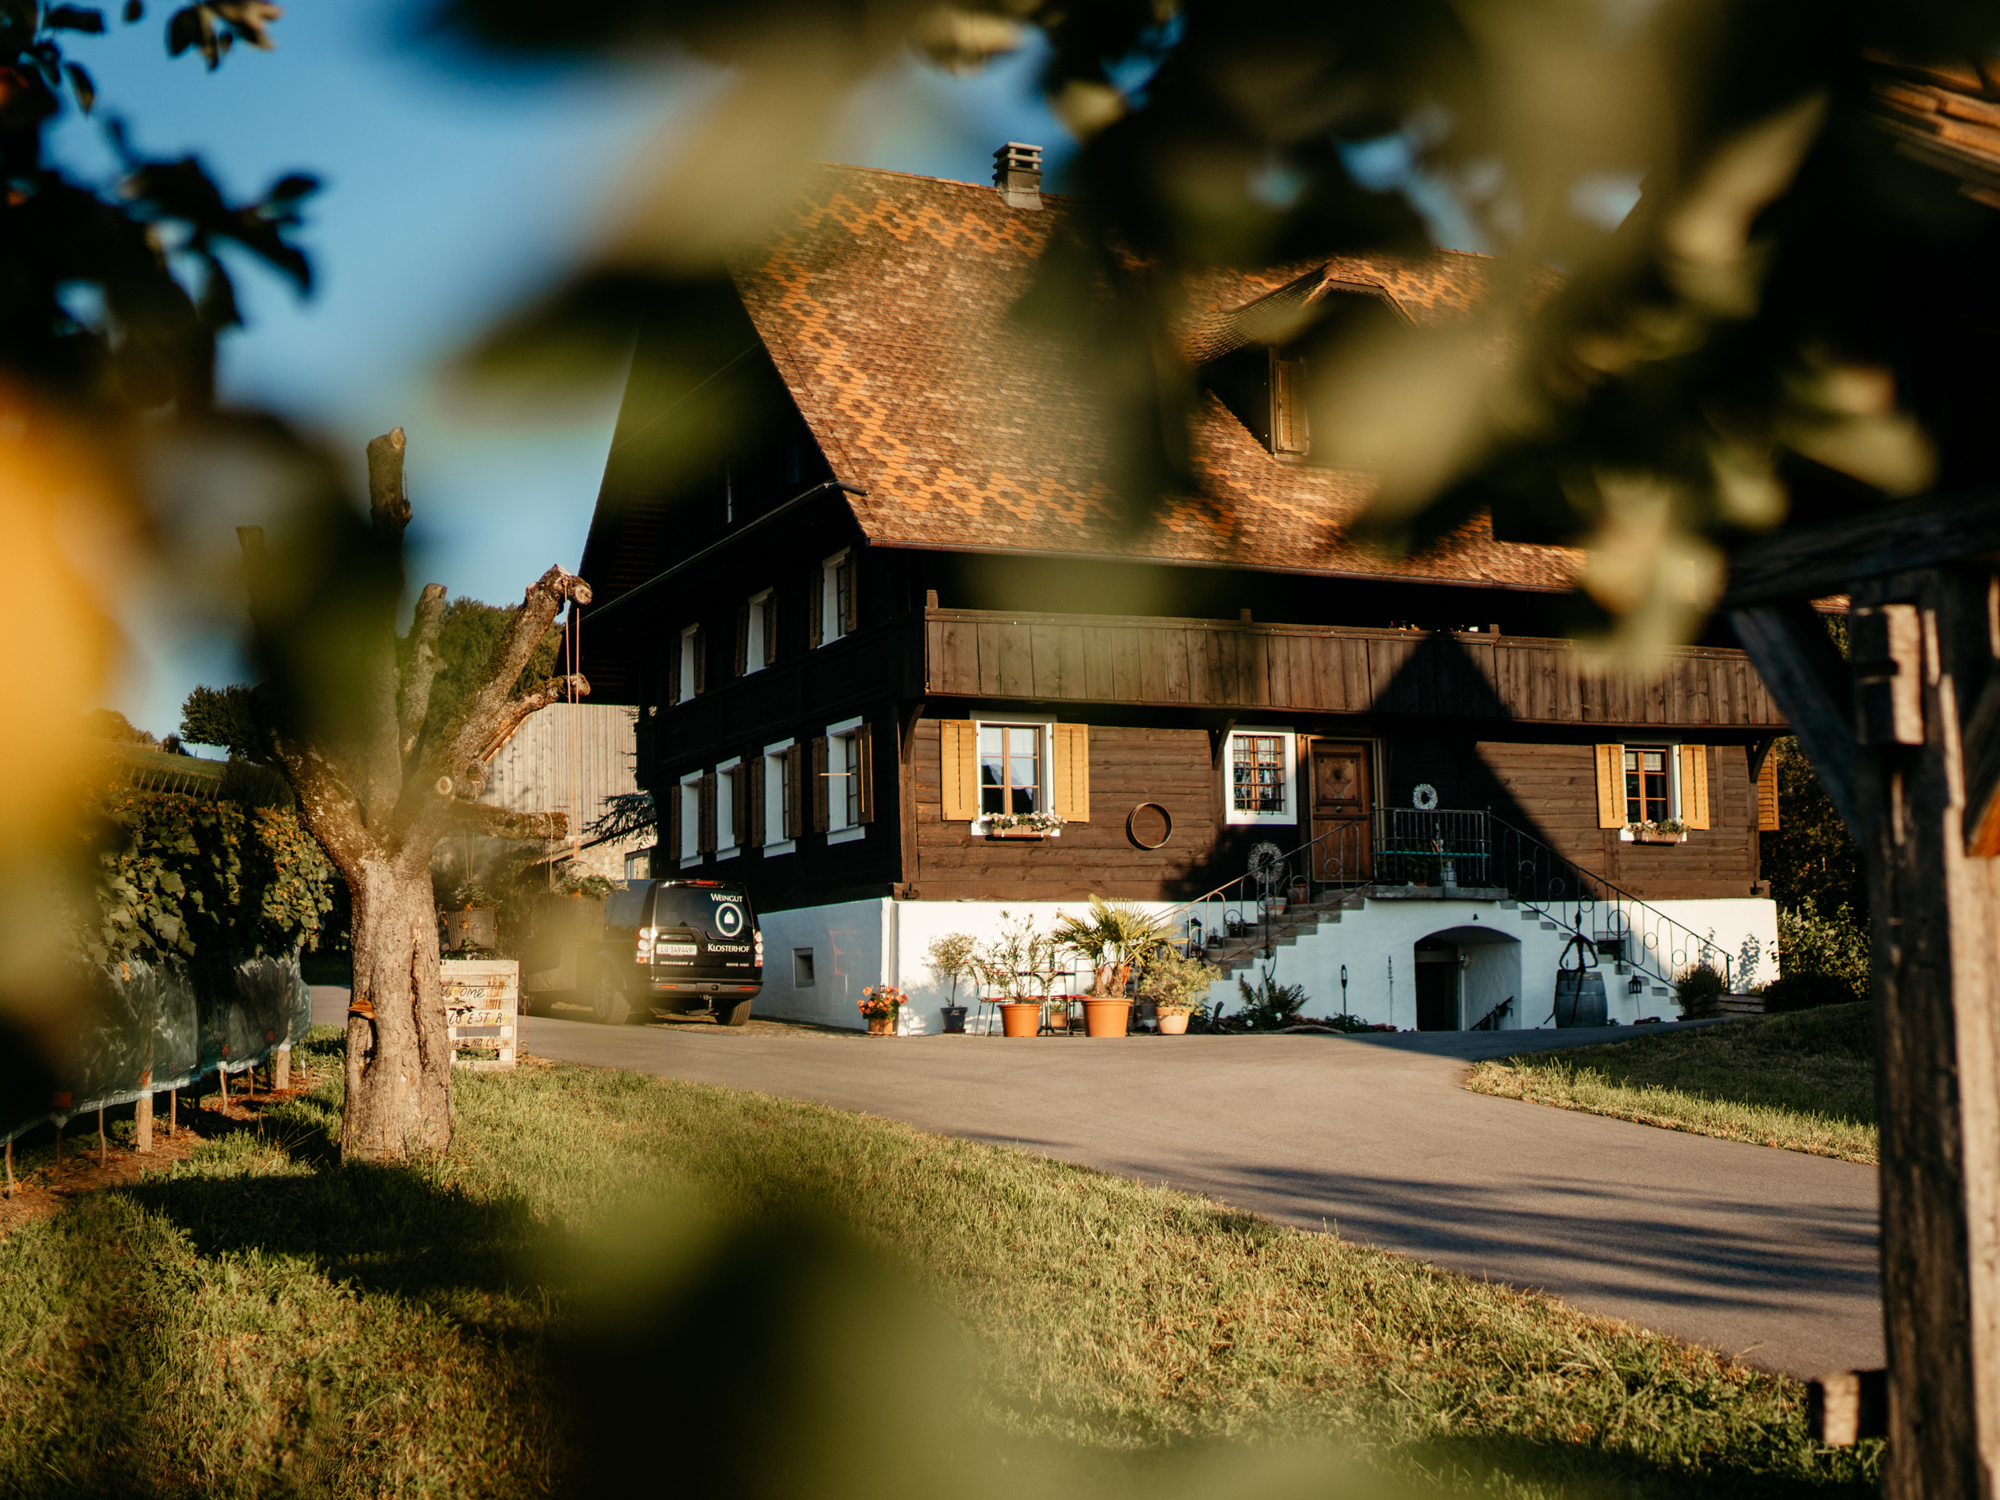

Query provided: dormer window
[1272,355,1309,455]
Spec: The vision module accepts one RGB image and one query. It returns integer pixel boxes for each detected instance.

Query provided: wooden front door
[1310,740,1373,883]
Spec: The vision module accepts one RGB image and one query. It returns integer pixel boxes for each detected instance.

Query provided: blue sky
[78,0,1070,738]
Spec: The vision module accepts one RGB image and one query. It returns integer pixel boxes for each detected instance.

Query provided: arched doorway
[1412,925,1523,1031]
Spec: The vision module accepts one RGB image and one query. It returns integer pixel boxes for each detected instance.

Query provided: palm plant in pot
[1053,897,1166,1038]
[926,931,979,1034]
[1139,944,1219,1034]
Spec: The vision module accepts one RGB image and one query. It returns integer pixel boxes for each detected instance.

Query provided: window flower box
[1626,820,1687,845]
[983,812,1066,840]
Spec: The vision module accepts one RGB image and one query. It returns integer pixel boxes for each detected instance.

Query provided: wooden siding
[911,720,1233,901]
[925,609,1786,729]
[1475,741,1762,901]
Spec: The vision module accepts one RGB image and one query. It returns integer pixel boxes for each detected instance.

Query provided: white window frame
[763,738,795,857]
[820,549,850,646]
[969,713,1059,835]
[678,771,702,868]
[715,756,741,861]
[744,588,771,675]
[623,849,651,880]
[677,625,699,704]
[826,715,865,844]
[1224,727,1298,825]
[1618,742,1683,840]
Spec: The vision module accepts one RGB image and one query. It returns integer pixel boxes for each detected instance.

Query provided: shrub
[1137,944,1216,1015]
[1674,962,1728,1015]
[1237,972,1309,1030]
[1777,900,1869,997]
[1763,970,1864,1013]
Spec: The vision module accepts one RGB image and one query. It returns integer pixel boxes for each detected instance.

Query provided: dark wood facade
[621,593,1788,911]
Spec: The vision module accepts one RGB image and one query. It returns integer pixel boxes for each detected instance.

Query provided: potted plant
[981,912,1041,1037]
[858,985,905,1036]
[1139,944,1217,1034]
[1023,926,1073,1031]
[1629,819,1686,845]
[985,810,1066,840]
[925,931,979,1034]
[1054,897,1165,1038]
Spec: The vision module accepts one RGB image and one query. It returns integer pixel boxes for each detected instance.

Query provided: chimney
[993,142,1042,210]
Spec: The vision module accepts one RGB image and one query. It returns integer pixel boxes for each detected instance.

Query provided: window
[678,774,701,867]
[1625,746,1671,825]
[814,549,856,647]
[743,589,772,674]
[716,758,741,859]
[825,717,871,844]
[762,739,796,856]
[1224,728,1297,824]
[980,723,1043,815]
[794,949,816,987]
[677,625,701,704]
[623,849,652,880]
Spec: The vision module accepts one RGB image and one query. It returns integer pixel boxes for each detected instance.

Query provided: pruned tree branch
[439,565,592,776]
[473,672,592,765]
[366,426,410,541]
[398,581,448,757]
[443,799,568,842]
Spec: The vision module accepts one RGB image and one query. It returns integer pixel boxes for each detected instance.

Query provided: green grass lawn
[0,1029,1878,1498]
[1467,1005,1877,1164]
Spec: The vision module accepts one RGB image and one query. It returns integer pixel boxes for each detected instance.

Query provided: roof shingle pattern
[732,162,1579,590]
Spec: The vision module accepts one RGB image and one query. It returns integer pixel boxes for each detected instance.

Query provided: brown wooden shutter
[854,724,874,824]
[665,637,681,706]
[762,593,778,666]
[1758,751,1781,831]
[807,567,824,649]
[734,600,750,676]
[810,736,829,832]
[1051,723,1090,822]
[939,720,979,822]
[1273,356,1309,455]
[1594,744,1625,828]
[666,784,682,863]
[692,626,707,696]
[697,773,716,854]
[1679,744,1711,829]
[745,755,766,848]
[839,554,858,635]
[785,743,804,838]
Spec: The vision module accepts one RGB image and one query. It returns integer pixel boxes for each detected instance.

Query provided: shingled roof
[724,160,1579,590]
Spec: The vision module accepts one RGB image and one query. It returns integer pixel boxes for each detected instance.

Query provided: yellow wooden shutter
[1679,744,1710,829]
[939,720,978,822]
[1758,751,1781,831]
[1051,723,1090,822]
[1594,744,1625,828]
[854,724,874,824]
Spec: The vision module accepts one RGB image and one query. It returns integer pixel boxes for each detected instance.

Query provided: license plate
[659,943,698,957]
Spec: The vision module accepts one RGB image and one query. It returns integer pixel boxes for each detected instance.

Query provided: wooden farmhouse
[575,145,1793,1033]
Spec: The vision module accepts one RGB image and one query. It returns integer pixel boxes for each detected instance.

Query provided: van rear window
[652,885,755,941]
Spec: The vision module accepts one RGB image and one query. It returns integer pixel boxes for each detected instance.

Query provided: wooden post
[97,1107,107,1167]
[217,1068,228,1111]
[273,1043,290,1091]
[1849,569,2000,1499]
[4,1139,12,1197]
[134,1090,152,1154]
[168,1088,176,1137]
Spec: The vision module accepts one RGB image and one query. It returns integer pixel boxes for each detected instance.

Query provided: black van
[520,879,763,1026]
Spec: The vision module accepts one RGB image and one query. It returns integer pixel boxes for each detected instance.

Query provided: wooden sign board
[442,959,518,1072]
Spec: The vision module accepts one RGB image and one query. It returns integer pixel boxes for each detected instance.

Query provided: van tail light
[754,931,764,966]
[637,926,657,963]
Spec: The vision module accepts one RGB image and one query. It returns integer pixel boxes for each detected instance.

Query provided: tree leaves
[165,0,277,68]
[44,6,104,33]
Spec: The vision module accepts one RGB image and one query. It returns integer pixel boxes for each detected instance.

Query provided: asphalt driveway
[310,990,1881,1379]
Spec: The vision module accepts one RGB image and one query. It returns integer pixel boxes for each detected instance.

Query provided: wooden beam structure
[1725,514,2000,1497]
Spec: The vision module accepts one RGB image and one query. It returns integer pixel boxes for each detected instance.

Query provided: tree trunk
[342,856,451,1161]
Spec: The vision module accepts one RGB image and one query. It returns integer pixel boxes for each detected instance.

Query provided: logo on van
[714,902,745,937]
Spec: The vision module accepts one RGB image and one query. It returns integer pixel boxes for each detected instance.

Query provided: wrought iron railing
[1164,805,1732,992]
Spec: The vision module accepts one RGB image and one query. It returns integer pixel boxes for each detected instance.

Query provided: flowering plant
[859,985,907,1019]
[985,811,1066,833]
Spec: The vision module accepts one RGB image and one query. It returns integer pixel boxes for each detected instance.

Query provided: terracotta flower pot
[866,1014,895,1036]
[1156,1012,1190,1035]
[1082,999,1131,1038]
[997,1002,1041,1037]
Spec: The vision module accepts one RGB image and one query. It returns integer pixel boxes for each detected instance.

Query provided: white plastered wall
[751,894,1781,1035]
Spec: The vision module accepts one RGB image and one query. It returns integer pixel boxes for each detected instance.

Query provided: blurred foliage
[74,786,335,967]
[447,0,2000,663]
[0,0,313,414]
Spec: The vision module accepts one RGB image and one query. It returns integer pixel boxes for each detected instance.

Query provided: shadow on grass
[1403,1431,1880,1500]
